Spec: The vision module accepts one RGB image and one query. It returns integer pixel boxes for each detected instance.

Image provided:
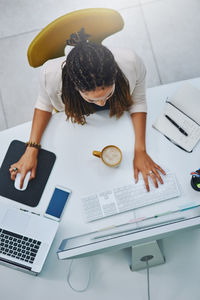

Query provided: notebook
[0,202,59,275]
[152,82,200,152]
[0,140,56,207]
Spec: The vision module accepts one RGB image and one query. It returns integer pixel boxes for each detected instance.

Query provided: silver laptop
[0,202,59,275]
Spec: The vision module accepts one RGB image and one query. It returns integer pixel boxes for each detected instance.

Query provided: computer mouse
[14,171,31,191]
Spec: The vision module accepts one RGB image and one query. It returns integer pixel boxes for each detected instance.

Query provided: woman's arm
[10,108,52,188]
[29,108,52,143]
[131,112,165,191]
[131,112,146,152]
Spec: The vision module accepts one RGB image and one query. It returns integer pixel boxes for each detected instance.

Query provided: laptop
[0,202,59,275]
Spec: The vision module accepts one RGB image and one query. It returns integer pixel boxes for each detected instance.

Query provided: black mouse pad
[0,140,56,207]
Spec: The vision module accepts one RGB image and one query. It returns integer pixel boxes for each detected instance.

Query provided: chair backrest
[27,8,124,68]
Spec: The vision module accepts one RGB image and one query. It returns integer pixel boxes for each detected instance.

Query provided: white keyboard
[82,173,180,222]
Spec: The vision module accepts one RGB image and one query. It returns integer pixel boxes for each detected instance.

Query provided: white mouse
[14,171,31,191]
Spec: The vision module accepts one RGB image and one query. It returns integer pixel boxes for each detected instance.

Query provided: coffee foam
[102,146,121,165]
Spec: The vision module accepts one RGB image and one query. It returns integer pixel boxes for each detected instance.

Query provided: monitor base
[130,240,165,271]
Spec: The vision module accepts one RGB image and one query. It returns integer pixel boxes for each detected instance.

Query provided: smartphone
[44,185,72,222]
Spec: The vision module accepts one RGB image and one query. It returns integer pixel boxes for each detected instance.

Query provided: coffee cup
[92,145,122,167]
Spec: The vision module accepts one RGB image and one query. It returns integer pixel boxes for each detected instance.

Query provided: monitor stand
[130,240,165,271]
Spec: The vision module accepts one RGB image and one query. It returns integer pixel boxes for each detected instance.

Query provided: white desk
[0,78,200,300]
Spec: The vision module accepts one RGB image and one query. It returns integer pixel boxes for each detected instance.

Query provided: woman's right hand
[9,147,39,189]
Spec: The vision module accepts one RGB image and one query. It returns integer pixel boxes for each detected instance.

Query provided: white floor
[1,1,200,299]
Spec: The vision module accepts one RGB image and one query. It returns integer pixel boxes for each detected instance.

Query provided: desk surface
[0,78,200,300]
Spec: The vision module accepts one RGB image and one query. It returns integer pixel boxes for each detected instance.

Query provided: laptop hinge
[0,256,35,274]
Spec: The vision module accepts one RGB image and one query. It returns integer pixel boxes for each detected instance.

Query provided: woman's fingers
[30,168,36,180]
[133,152,166,191]
[142,173,150,192]
[152,168,164,185]
[9,165,19,181]
[134,168,139,183]
[149,172,159,188]
[155,164,166,175]
[10,171,17,181]
[143,167,165,191]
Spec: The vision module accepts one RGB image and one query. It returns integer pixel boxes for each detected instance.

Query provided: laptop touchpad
[2,209,30,235]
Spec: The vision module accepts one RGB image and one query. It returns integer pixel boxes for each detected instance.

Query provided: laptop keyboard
[0,228,41,264]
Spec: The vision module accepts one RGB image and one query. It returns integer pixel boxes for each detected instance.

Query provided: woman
[9,28,165,190]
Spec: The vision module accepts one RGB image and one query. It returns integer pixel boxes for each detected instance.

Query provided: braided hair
[62,28,133,125]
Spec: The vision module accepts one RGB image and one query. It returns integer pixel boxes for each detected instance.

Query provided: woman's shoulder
[107,47,145,88]
[40,56,66,96]
[41,56,65,89]
[42,56,66,76]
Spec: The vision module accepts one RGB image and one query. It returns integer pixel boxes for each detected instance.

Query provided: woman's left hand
[133,150,166,191]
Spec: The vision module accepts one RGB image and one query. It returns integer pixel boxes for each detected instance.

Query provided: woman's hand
[133,150,166,191]
[9,147,39,189]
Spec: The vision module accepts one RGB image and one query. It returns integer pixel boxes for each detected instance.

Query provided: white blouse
[35,47,147,115]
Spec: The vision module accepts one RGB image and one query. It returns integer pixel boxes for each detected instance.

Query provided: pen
[92,217,186,240]
[165,114,188,136]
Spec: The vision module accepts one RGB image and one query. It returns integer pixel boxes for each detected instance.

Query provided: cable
[66,258,92,292]
[140,255,154,300]
[146,260,150,300]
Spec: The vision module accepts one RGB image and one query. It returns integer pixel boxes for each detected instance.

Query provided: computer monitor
[57,210,200,260]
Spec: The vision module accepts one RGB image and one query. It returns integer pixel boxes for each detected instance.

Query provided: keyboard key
[31,248,38,253]
[2,230,23,240]
[30,252,36,258]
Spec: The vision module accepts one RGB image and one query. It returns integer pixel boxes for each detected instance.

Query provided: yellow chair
[27,8,124,68]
